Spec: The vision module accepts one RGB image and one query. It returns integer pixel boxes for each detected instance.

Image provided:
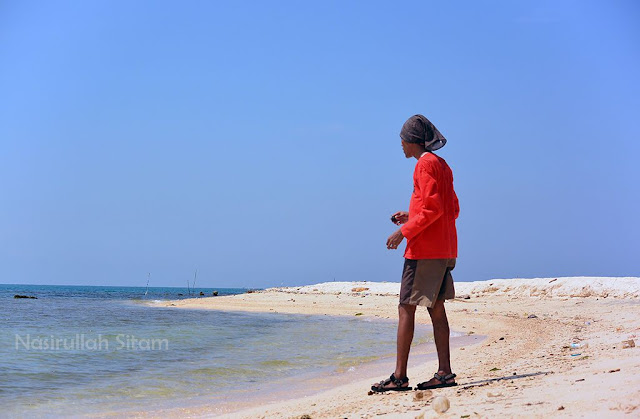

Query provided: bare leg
[428,299,451,374]
[372,303,415,389]
[419,298,456,386]
[394,303,416,379]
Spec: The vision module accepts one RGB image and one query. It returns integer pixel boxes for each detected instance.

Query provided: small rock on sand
[413,390,433,401]
[622,339,635,349]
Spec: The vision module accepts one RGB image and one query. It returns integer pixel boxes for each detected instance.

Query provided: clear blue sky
[1,1,638,288]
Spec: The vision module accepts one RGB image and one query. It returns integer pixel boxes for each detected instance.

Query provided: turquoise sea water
[0,284,434,417]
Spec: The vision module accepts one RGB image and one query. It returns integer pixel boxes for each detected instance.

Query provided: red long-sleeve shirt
[400,152,459,259]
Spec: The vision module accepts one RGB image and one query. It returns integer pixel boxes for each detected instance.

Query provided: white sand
[128,276,640,418]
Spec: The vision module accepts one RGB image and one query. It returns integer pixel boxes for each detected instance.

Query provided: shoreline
[135,277,639,418]
[135,300,485,417]
[192,332,483,417]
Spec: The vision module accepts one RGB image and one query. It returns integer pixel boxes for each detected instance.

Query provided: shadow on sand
[460,371,552,389]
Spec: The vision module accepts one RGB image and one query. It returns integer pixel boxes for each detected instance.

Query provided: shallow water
[1,284,436,417]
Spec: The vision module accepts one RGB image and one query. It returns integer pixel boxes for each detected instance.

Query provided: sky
[1,0,639,288]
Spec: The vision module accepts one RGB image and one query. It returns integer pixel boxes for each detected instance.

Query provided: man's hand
[386,229,404,250]
[390,211,409,225]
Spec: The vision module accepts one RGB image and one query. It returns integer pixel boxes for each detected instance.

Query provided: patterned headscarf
[399,114,447,151]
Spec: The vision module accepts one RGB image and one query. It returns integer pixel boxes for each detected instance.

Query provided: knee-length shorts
[399,258,456,308]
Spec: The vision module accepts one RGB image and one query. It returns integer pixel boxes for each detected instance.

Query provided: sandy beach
[146,277,639,418]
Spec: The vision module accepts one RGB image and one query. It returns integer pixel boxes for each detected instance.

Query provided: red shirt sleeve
[453,189,460,219]
[401,167,443,240]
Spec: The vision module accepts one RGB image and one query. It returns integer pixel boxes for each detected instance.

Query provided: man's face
[401,139,412,158]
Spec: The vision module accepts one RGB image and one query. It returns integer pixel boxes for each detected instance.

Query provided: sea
[0,283,444,417]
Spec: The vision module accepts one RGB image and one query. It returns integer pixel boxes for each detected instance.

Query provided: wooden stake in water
[144,273,150,296]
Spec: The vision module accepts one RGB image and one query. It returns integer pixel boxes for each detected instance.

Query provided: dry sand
[144,277,639,418]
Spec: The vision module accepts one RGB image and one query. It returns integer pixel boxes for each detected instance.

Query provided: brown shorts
[399,258,456,308]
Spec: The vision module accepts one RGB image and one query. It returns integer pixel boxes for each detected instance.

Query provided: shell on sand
[432,395,450,413]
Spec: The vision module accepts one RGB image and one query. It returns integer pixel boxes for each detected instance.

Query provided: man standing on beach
[371,114,459,392]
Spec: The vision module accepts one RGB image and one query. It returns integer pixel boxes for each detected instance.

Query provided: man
[371,114,459,392]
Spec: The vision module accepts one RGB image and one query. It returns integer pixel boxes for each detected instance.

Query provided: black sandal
[416,372,457,390]
[371,373,413,392]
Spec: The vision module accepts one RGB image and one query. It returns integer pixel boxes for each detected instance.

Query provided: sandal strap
[377,378,390,386]
[390,373,408,386]
[373,373,409,390]
[433,372,456,382]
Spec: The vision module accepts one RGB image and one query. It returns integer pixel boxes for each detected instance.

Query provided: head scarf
[399,114,447,151]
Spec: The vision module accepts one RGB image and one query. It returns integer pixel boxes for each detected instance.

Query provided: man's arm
[387,211,408,249]
[391,211,409,225]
